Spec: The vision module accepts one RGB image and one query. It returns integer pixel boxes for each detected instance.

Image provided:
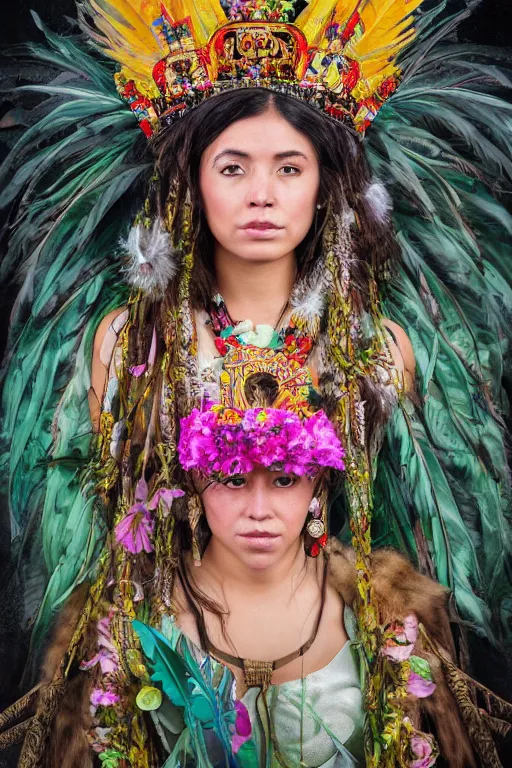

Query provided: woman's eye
[221,164,244,176]
[224,476,247,488]
[274,475,296,488]
[279,165,300,175]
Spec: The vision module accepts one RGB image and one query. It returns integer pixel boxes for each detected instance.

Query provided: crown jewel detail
[82,0,423,136]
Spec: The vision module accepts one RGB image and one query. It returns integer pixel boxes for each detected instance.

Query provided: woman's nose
[246,484,273,520]
[245,170,275,208]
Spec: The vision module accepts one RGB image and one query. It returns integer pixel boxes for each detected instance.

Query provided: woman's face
[200,465,315,570]
[199,107,321,264]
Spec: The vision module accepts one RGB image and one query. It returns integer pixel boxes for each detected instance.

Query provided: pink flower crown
[178,404,345,479]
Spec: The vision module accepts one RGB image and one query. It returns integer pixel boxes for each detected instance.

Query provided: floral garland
[319,215,440,767]
[178,404,346,479]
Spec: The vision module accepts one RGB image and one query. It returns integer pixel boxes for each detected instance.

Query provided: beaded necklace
[208,292,314,365]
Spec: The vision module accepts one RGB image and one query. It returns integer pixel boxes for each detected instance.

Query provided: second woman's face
[200,466,315,570]
[199,107,321,264]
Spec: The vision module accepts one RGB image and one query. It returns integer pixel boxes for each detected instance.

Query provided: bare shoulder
[382,318,415,392]
[93,307,128,357]
[89,307,128,428]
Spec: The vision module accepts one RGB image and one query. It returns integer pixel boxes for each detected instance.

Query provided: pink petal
[407,671,436,699]
[80,651,101,671]
[148,328,157,367]
[98,652,118,675]
[146,490,162,510]
[381,641,415,662]
[147,487,185,512]
[115,515,139,553]
[410,732,436,768]
[411,759,437,768]
[97,617,117,655]
[403,614,419,645]
[91,689,120,707]
[135,478,149,502]
[115,506,154,554]
[129,364,147,377]
[134,526,147,552]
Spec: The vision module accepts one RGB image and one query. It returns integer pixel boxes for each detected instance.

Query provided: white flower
[240,324,275,348]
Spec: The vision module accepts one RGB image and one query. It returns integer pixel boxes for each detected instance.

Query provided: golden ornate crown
[83,0,422,135]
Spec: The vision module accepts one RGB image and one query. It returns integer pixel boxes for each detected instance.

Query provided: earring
[306,497,325,538]
[316,203,322,210]
[305,497,328,558]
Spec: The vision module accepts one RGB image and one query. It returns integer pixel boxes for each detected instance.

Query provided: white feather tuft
[342,207,356,227]
[365,182,392,223]
[290,286,326,322]
[121,218,179,296]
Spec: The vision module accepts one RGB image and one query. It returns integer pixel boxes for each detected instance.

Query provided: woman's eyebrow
[212,149,249,163]
[212,149,308,163]
[274,150,308,160]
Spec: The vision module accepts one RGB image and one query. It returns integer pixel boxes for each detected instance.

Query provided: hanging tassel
[188,494,203,566]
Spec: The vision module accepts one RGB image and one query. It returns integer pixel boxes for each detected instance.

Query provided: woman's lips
[237,531,281,549]
[240,221,284,239]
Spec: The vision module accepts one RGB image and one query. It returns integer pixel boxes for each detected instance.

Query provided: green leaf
[132,620,215,726]
[409,655,433,681]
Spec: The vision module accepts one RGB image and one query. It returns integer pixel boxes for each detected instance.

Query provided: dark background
[1,0,512,45]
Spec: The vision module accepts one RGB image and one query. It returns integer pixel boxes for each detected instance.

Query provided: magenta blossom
[115,480,184,554]
[91,689,120,707]
[407,671,436,698]
[129,364,147,377]
[115,504,155,554]
[232,700,252,754]
[410,732,437,768]
[147,487,185,517]
[178,406,345,479]
[80,645,117,674]
[80,613,119,674]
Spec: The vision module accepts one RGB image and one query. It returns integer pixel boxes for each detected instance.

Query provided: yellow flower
[218,408,242,425]
[136,685,162,711]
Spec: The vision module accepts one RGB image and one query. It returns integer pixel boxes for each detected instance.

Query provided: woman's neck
[214,245,297,327]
